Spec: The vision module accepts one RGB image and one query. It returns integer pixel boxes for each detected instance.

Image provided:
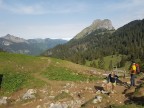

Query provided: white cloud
[0,1,46,15]
[0,1,87,15]
[9,4,44,15]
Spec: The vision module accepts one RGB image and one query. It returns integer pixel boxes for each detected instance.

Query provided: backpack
[131,63,140,74]
[135,63,140,74]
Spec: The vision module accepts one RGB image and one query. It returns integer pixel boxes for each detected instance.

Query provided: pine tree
[119,55,126,67]
[98,57,105,69]
[109,60,113,70]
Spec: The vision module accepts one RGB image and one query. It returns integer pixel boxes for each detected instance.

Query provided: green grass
[41,65,98,81]
[0,52,48,95]
[86,55,131,71]
[104,55,121,68]
[1,70,27,93]
[0,52,100,95]
[0,68,46,96]
[86,55,121,69]
[0,52,46,73]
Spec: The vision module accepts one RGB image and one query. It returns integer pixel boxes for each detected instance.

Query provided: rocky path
[1,72,144,108]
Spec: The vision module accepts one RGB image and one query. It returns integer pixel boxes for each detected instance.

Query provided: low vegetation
[0,52,99,95]
[41,65,98,81]
[87,54,131,71]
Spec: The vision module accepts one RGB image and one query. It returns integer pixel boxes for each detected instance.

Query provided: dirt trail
[32,58,69,90]
[5,76,144,108]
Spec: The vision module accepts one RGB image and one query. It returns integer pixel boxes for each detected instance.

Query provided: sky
[0,0,144,40]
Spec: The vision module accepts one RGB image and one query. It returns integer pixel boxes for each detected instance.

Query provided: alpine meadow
[0,0,144,108]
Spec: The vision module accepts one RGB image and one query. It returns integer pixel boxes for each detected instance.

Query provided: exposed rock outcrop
[74,19,114,39]
[0,97,7,105]
[22,89,37,100]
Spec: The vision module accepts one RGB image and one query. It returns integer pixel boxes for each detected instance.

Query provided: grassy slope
[0,52,47,95]
[86,55,131,71]
[0,52,143,108]
[0,52,99,95]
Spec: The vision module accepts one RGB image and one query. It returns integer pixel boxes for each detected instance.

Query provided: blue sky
[0,0,144,40]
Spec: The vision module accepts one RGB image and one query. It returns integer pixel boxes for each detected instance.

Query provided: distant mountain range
[43,19,144,67]
[0,34,67,55]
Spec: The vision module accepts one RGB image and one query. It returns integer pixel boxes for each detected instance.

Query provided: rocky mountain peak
[91,19,114,30]
[2,34,27,43]
[74,19,114,39]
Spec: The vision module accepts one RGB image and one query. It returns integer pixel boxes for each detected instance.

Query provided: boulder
[49,102,68,108]
[93,95,103,104]
[0,97,7,105]
[97,96,102,102]
[22,89,37,100]
[93,99,98,104]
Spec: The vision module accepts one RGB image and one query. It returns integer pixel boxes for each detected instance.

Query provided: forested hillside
[43,19,144,71]
[112,19,144,61]
[44,29,114,62]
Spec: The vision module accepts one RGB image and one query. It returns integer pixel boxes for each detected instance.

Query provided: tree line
[43,19,144,71]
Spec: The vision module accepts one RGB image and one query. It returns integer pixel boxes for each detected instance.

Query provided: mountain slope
[43,19,115,64]
[43,19,144,69]
[0,34,67,55]
[111,19,144,60]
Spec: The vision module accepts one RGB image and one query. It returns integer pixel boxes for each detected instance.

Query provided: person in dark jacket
[107,71,118,93]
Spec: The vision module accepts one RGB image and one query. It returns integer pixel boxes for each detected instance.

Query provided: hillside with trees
[43,19,144,71]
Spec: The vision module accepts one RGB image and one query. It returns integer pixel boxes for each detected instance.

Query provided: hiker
[107,71,118,93]
[0,74,3,89]
[130,63,137,86]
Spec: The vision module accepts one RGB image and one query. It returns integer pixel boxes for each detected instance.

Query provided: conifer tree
[98,57,105,69]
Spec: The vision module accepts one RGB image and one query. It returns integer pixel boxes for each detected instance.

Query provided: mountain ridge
[0,34,67,55]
